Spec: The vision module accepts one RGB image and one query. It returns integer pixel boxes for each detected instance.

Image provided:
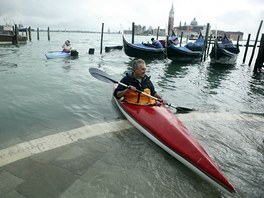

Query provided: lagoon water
[0,32,263,197]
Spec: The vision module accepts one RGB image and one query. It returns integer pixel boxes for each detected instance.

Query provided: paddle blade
[89,68,118,84]
[166,103,195,113]
[176,107,195,113]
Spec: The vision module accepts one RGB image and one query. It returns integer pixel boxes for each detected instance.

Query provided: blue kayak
[45,50,78,59]
[45,51,71,59]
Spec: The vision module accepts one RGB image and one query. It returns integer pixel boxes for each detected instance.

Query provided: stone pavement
[0,120,141,198]
[1,119,193,198]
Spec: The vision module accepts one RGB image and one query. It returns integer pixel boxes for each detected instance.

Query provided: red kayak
[113,94,235,194]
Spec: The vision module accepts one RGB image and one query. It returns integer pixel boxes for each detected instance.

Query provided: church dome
[190,18,198,26]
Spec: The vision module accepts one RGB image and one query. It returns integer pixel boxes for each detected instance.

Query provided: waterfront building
[174,18,243,41]
[174,18,207,39]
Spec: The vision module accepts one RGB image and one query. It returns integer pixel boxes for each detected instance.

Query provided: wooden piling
[249,20,263,66]
[236,35,240,45]
[88,48,95,54]
[243,34,251,64]
[156,26,160,40]
[179,32,183,47]
[165,35,169,59]
[253,33,264,72]
[12,24,18,45]
[132,22,135,44]
[206,34,212,58]
[100,23,104,54]
[28,26,32,41]
[47,27,50,41]
[37,28,39,40]
[203,23,210,61]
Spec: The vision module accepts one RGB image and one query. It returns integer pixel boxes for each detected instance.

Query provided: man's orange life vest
[123,88,156,105]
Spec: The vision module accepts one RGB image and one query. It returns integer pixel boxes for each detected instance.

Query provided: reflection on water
[164,61,190,77]
[252,70,264,82]
[249,74,264,96]
[0,61,18,73]
[158,60,204,94]
[204,63,236,90]
[246,72,264,113]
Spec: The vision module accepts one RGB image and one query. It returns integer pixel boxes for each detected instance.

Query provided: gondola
[123,35,166,59]
[167,44,203,62]
[209,34,240,64]
[165,31,204,62]
[185,33,205,52]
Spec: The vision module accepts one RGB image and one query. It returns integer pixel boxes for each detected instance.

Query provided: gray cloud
[0,0,263,35]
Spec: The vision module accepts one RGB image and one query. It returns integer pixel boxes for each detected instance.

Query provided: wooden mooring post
[12,24,18,45]
[242,34,251,64]
[47,27,50,41]
[100,23,104,54]
[28,26,32,41]
[156,26,160,40]
[88,48,95,54]
[249,20,263,66]
[203,23,210,61]
[253,33,264,72]
[179,32,183,47]
[236,35,240,48]
[37,28,39,40]
[206,34,213,57]
[132,22,135,44]
[165,35,169,59]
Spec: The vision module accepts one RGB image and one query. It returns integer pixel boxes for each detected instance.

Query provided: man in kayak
[62,40,72,53]
[114,59,167,105]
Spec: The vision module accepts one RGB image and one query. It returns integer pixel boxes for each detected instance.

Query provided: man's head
[132,59,147,78]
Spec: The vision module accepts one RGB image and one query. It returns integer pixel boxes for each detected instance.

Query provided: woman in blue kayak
[114,59,167,105]
[62,40,72,53]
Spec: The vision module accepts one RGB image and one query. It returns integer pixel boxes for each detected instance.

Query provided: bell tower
[168,3,174,36]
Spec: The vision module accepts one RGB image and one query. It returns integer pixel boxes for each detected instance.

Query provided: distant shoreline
[32,29,122,34]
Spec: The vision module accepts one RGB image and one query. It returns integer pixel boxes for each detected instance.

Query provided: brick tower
[168,3,174,36]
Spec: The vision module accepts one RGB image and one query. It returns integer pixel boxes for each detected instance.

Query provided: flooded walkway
[0,113,263,197]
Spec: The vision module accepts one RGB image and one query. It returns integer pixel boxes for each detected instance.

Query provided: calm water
[0,32,263,197]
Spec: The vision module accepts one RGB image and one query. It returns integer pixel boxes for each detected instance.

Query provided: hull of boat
[113,95,235,194]
[167,45,203,62]
[123,35,165,59]
[210,47,239,64]
[209,34,240,65]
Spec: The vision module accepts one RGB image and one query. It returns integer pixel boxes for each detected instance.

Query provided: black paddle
[89,67,195,113]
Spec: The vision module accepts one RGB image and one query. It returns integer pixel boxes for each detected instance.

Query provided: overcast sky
[0,0,263,36]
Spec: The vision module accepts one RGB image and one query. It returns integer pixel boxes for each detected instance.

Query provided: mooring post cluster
[8,20,264,73]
